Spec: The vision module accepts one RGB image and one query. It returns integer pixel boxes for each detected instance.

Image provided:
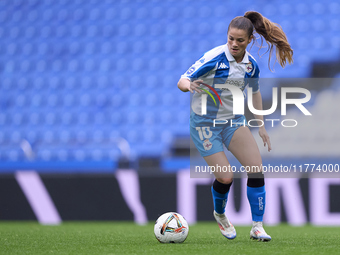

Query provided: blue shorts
[190,112,247,157]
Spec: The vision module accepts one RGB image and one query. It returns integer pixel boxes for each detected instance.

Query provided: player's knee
[216,177,233,185]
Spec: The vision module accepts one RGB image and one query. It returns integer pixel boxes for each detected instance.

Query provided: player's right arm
[177,45,224,94]
[177,78,203,93]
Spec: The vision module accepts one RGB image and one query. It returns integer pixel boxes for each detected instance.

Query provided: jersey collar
[225,44,249,64]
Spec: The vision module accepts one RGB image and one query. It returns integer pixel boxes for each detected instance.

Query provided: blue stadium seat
[17,77,29,90]
[9,26,21,39]
[120,7,132,20]
[75,129,88,144]
[12,112,25,126]
[161,93,173,107]
[126,129,140,144]
[116,58,128,71]
[26,130,39,144]
[0,130,5,145]
[72,149,86,161]
[79,93,92,107]
[118,24,131,37]
[46,94,59,108]
[69,25,82,38]
[59,129,73,144]
[111,95,122,108]
[148,41,161,54]
[90,149,105,161]
[164,40,177,53]
[295,19,310,33]
[312,19,326,32]
[13,94,25,108]
[7,148,24,161]
[92,129,106,144]
[126,111,140,125]
[132,58,144,71]
[329,2,340,15]
[41,8,53,22]
[60,112,75,126]
[311,3,326,15]
[95,93,108,107]
[10,130,23,143]
[86,25,99,38]
[145,93,158,107]
[108,128,121,139]
[134,24,147,37]
[37,148,53,161]
[6,43,18,56]
[104,8,116,20]
[63,94,76,107]
[165,23,178,36]
[28,112,41,126]
[31,94,45,108]
[128,93,142,107]
[108,148,121,161]
[151,6,162,19]
[55,149,68,161]
[42,130,55,144]
[177,110,189,125]
[0,113,6,126]
[93,112,106,125]
[116,41,128,54]
[159,110,173,125]
[181,40,194,53]
[45,112,59,126]
[1,77,12,90]
[143,128,161,145]
[78,112,91,125]
[132,41,145,54]
[143,110,156,126]
[25,42,38,56]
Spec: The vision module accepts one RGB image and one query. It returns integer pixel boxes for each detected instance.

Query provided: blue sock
[211,186,229,214]
[247,185,266,222]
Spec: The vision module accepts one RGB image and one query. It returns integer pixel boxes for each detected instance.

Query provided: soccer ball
[154,212,189,243]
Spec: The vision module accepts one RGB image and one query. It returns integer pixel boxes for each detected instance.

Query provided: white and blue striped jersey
[181,43,260,120]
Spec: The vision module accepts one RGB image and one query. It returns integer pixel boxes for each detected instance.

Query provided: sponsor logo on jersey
[218,62,228,69]
[199,58,205,63]
[219,79,245,90]
[203,139,212,150]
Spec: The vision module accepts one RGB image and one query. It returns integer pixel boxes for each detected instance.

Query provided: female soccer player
[177,11,293,241]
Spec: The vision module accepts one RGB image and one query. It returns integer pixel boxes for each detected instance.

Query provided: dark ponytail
[229,11,294,70]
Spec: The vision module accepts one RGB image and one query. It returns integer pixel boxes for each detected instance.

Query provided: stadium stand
[0,0,339,170]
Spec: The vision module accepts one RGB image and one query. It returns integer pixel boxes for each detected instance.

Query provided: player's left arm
[252,91,272,152]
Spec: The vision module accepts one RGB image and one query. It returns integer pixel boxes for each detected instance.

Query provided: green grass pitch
[1,222,339,254]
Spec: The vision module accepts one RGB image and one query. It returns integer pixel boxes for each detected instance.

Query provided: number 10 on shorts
[195,127,212,140]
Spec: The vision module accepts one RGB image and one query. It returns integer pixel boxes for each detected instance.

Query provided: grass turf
[0,222,339,255]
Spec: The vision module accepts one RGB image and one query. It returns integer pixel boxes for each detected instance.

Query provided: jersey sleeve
[181,52,220,81]
[248,62,260,94]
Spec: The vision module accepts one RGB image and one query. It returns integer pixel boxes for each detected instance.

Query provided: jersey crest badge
[203,139,212,150]
[246,62,253,73]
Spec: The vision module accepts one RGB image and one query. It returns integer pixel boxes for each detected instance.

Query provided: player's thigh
[203,151,233,183]
[228,126,262,172]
